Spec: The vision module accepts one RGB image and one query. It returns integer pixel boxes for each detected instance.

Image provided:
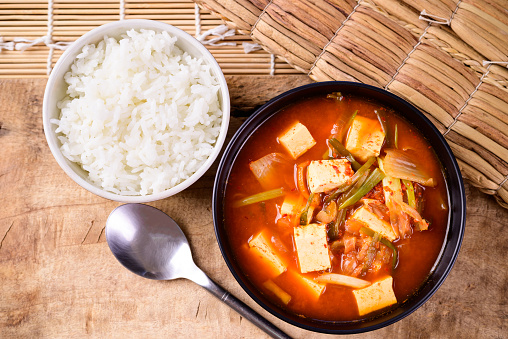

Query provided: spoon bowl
[106,204,193,280]
[105,203,289,339]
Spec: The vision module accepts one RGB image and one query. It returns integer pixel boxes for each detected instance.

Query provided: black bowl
[212,82,466,334]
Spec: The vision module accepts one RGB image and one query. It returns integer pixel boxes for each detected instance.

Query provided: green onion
[326,92,343,100]
[233,188,284,208]
[339,168,385,209]
[325,183,354,205]
[338,110,358,142]
[345,110,358,133]
[328,206,347,239]
[362,231,381,273]
[299,193,315,225]
[360,227,398,269]
[394,124,398,149]
[327,167,373,238]
[325,157,376,204]
[382,238,398,269]
[328,138,361,170]
[402,179,416,208]
[375,110,390,148]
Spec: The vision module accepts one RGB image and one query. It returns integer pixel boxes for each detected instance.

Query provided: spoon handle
[196,274,291,339]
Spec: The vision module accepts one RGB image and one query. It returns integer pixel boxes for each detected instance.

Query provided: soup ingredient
[289,270,326,298]
[280,194,305,220]
[330,107,358,144]
[352,276,397,316]
[307,159,354,193]
[326,92,343,100]
[351,206,397,241]
[249,153,290,190]
[53,29,222,195]
[316,201,337,224]
[293,224,331,273]
[382,175,409,237]
[233,187,285,208]
[393,199,429,230]
[324,156,376,204]
[278,121,316,159]
[360,227,398,269]
[296,161,311,198]
[362,231,382,273]
[299,193,316,225]
[403,179,416,208]
[382,149,435,186]
[263,280,291,305]
[248,231,287,276]
[315,273,371,288]
[339,168,385,209]
[394,124,399,149]
[345,115,385,162]
[328,138,361,170]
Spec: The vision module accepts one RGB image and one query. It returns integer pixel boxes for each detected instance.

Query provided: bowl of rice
[43,20,230,202]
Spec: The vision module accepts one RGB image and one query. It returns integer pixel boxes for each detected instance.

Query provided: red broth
[224,94,449,321]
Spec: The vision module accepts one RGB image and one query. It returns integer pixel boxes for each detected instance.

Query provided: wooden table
[1,77,506,338]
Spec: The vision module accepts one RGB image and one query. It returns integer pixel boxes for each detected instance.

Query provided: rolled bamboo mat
[0,0,301,77]
[196,0,508,209]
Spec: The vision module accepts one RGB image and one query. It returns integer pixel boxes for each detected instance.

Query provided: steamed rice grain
[52,29,222,196]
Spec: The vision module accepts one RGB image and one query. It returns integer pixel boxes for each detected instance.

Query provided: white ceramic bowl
[43,19,230,203]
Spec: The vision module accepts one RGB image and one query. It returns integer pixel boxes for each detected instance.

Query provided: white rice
[52,29,222,196]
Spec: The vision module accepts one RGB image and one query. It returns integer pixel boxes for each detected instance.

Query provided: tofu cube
[249,231,286,276]
[289,270,326,298]
[345,116,385,162]
[280,194,303,219]
[279,122,316,159]
[293,223,331,273]
[307,159,354,193]
[351,206,397,241]
[353,276,397,316]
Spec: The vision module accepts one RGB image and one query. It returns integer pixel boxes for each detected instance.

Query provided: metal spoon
[106,203,290,339]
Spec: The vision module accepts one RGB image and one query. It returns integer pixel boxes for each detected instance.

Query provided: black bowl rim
[212,81,466,334]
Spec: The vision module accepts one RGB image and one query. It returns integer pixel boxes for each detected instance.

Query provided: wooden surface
[0,77,507,338]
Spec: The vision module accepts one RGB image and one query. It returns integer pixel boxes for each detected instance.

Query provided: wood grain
[0,77,506,338]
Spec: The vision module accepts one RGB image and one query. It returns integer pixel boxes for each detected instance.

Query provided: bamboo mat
[196,0,508,209]
[0,0,300,77]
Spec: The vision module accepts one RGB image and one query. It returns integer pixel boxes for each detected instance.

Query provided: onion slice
[315,273,371,289]
[382,149,435,187]
[249,153,290,190]
[393,199,429,230]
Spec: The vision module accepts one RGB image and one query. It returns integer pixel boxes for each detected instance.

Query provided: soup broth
[224,94,448,321]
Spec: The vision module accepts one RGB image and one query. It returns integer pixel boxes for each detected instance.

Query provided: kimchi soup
[223,93,449,322]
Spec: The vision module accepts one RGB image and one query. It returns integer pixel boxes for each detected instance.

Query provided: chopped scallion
[394,124,399,149]
[375,110,390,148]
[329,138,361,170]
[325,157,376,204]
[299,193,315,225]
[233,188,285,208]
[326,92,343,100]
[339,110,358,142]
[402,179,416,208]
[339,168,385,209]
